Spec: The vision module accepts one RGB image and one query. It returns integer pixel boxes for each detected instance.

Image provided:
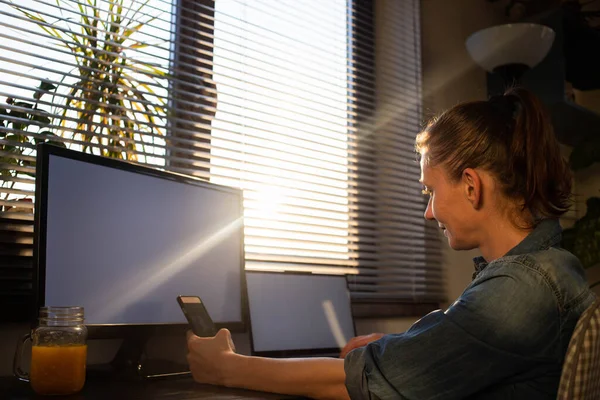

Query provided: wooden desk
[1,376,302,399]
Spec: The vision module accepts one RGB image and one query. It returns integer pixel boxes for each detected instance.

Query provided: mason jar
[14,306,88,395]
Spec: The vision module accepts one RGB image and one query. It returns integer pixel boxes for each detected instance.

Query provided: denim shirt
[344,219,596,400]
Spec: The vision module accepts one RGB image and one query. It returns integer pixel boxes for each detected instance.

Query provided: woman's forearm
[224,354,350,400]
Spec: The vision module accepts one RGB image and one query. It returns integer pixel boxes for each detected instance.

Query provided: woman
[185,88,595,399]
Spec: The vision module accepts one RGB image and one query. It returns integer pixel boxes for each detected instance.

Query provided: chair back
[557,299,600,399]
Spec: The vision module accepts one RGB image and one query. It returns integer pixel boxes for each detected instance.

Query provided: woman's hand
[186,328,238,386]
[339,333,385,358]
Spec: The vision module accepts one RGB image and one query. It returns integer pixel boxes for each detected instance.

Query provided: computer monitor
[245,271,356,357]
[33,144,246,338]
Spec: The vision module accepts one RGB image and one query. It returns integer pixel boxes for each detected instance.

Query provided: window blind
[348,0,443,315]
[0,0,443,322]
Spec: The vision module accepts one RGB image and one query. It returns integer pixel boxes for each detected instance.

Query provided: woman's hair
[415,87,572,223]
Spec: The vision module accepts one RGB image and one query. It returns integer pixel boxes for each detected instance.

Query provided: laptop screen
[246,271,356,356]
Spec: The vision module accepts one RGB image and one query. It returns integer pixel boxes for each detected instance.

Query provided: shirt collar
[471,218,562,280]
[472,256,487,280]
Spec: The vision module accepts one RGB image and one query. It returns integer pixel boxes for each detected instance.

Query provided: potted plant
[8,0,169,161]
[0,80,64,210]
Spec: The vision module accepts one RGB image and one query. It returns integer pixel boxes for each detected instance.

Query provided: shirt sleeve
[344,263,560,400]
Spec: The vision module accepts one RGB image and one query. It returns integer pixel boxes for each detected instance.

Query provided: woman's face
[420,153,479,250]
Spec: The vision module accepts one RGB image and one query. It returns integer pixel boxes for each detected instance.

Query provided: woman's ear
[462,168,482,209]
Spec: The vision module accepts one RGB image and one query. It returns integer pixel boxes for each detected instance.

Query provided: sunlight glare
[90,216,243,323]
[249,185,286,221]
[322,299,348,349]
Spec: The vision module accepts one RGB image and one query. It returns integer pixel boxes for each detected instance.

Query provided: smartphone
[177,295,218,337]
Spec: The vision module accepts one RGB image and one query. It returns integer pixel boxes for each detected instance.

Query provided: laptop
[245,271,356,358]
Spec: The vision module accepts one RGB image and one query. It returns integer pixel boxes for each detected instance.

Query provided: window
[348,0,443,316]
[0,0,173,320]
[0,0,442,322]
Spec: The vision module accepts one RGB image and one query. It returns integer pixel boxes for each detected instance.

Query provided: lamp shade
[466,23,555,72]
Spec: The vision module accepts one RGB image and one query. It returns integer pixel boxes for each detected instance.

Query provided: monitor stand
[109,335,148,379]
[88,332,190,380]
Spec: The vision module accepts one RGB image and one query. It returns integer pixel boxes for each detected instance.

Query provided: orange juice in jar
[30,344,87,395]
[15,307,88,395]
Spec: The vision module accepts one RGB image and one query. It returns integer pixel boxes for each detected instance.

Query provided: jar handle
[13,333,31,382]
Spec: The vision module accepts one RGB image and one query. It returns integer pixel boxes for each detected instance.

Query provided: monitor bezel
[245,270,356,357]
[32,144,248,337]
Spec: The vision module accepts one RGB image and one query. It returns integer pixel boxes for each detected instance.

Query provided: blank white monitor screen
[246,272,355,354]
[40,149,244,326]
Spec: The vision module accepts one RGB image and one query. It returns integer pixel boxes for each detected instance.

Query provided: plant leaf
[123,19,155,40]
[13,102,33,109]
[128,42,151,50]
[0,107,7,128]
[38,80,57,92]
[31,113,52,125]
[127,0,151,27]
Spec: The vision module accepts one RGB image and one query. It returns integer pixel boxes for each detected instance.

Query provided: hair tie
[488,94,521,120]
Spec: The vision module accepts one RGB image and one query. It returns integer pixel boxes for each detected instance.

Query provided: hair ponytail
[505,87,572,218]
[415,87,572,225]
